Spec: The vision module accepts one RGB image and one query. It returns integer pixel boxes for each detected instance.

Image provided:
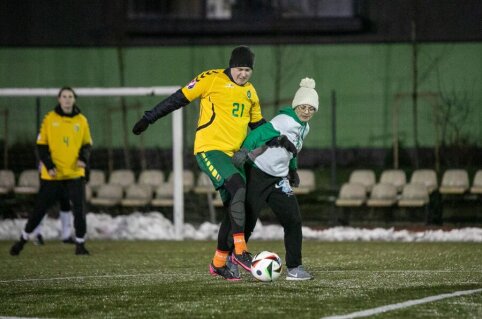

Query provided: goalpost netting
[0,87,191,239]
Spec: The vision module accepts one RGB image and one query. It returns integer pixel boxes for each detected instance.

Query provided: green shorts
[195,150,245,202]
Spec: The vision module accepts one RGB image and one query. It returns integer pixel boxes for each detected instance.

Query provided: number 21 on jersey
[232,103,245,117]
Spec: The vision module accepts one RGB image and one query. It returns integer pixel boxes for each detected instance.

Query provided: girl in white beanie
[232,78,318,280]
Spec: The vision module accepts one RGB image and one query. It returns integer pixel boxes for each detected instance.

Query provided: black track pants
[245,166,303,268]
[25,178,87,238]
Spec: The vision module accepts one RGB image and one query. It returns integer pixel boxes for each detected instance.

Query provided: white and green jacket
[242,107,309,177]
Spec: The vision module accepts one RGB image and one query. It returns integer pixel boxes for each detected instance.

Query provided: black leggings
[25,178,87,238]
[244,166,303,268]
[216,173,248,251]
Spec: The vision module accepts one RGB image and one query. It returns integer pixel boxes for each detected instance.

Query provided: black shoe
[209,262,241,281]
[233,251,253,272]
[75,243,90,255]
[10,237,27,256]
[33,234,45,246]
[62,237,76,244]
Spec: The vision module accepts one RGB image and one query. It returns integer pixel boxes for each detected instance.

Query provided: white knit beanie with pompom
[291,78,319,111]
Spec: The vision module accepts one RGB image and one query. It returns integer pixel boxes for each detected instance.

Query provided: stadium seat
[108,169,135,189]
[212,192,224,207]
[138,169,165,189]
[192,173,220,214]
[398,183,429,207]
[439,169,469,194]
[293,169,316,194]
[149,173,170,207]
[14,169,40,195]
[193,173,217,194]
[151,170,195,206]
[335,183,366,207]
[90,184,123,206]
[348,169,376,192]
[121,184,153,207]
[0,170,15,194]
[85,184,93,202]
[87,169,106,193]
[179,170,195,192]
[470,170,482,194]
[366,183,398,207]
[156,170,195,196]
[410,169,438,194]
[153,182,174,201]
[150,192,175,207]
[380,169,406,193]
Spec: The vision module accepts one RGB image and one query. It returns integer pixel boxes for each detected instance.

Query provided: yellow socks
[233,233,248,255]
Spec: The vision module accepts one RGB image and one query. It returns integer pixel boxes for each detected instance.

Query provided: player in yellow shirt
[133,46,265,280]
[10,87,93,256]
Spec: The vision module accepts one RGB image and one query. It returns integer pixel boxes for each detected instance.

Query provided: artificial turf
[1,240,481,318]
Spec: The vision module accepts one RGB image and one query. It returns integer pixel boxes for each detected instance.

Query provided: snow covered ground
[1,211,481,242]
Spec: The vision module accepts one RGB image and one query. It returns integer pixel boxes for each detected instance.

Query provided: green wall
[1,43,481,149]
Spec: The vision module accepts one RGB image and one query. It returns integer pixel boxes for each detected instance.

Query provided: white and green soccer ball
[250,251,282,282]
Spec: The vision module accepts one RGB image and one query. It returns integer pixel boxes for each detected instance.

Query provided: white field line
[1,269,481,284]
[321,288,482,319]
[0,273,166,283]
[322,270,482,273]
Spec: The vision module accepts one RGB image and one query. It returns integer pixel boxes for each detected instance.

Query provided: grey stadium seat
[410,169,438,194]
[121,184,153,207]
[85,184,93,202]
[349,169,376,192]
[439,169,469,194]
[0,170,15,194]
[212,192,224,207]
[380,169,406,193]
[138,169,165,189]
[470,170,482,194]
[366,183,398,207]
[398,183,429,207]
[87,169,106,193]
[335,183,366,207]
[177,170,195,192]
[151,170,195,206]
[108,169,135,189]
[293,169,316,194]
[193,172,217,194]
[14,169,40,195]
[90,184,123,206]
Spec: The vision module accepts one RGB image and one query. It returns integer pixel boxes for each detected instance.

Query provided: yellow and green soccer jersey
[37,111,93,180]
[181,69,263,157]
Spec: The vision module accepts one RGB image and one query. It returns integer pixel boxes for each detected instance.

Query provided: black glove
[266,135,298,157]
[232,148,249,168]
[132,118,149,135]
[288,169,300,187]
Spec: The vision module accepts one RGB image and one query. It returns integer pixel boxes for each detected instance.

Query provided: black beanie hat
[229,46,255,69]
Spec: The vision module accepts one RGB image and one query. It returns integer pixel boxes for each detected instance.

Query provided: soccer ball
[250,251,282,282]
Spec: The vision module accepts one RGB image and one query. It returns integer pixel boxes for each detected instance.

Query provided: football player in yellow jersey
[133,46,266,280]
[10,87,93,256]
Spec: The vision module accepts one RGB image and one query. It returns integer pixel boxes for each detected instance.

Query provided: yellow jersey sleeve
[81,115,93,146]
[36,114,50,145]
[181,70,220,102]
[248,87,263,124]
